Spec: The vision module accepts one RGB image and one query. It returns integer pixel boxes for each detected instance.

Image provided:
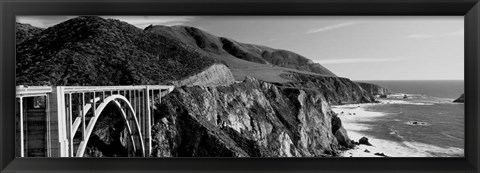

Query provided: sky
[16,16,464,80]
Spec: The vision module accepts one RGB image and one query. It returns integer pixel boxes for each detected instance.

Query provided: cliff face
[356,82,389,96]
[279,72,375,105]
[453,93,465,103]
[171,64,235,87]
[151,77,352,157]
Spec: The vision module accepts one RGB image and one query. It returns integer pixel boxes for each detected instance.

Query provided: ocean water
[359,80,464,99]
[351,80,464,157]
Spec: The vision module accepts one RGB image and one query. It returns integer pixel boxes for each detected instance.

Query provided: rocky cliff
[453,93,465,103]
[171,64,235,87]
[278,72,375,105]
[356,82,389,97]
[151,76,352,157]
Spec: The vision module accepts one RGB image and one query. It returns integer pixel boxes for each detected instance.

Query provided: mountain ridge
[144,25,337,78]
[17,16,338,86]
[16,16,378,106]
[16,16,217,85]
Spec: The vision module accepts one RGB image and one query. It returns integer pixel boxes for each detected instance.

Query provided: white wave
[388,128,404,139]
[377,99,435,106]
[441,132,464,141]
[401,141,464,157]
[332,105,390,123]
[335,95,464,157]
[340,130,464,157]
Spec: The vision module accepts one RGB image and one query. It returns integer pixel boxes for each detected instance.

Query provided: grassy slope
[145,25,336,83]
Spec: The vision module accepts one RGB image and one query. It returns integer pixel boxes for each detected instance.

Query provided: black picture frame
[1,0,479,172]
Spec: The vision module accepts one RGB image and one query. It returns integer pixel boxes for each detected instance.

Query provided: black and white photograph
[15,16,464,158]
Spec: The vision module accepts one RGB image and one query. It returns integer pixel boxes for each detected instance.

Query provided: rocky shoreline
[334,99,464,157]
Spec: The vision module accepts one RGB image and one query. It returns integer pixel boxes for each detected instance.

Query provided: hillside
[16,22,44,44]
[16,16,338,86]
[16,16,217,86]
[16,16,376,105]
[145,25,337,82]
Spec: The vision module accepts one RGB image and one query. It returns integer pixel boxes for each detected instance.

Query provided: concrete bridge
[15,85,174,157]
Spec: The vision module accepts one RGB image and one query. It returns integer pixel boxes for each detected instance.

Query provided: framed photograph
[1,0,479,172]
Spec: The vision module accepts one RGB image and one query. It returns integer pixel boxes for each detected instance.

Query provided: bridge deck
[17,85,174,97]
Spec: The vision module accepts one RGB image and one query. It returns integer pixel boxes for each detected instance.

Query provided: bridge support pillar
[48,86,69,157]
[145,87,151,157]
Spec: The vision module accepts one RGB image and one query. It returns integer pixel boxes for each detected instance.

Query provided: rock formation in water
[453,93,465,103]
[151,76,352,157]
[356,82,389,97]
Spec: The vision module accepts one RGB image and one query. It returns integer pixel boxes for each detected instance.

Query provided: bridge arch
[75,95,145,157]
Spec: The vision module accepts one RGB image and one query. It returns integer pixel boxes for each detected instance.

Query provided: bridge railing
[16,86,52,96]
[16,85,174,157]
[61,85,174,93]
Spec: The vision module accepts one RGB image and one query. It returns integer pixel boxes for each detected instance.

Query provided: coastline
[333,99,464,157]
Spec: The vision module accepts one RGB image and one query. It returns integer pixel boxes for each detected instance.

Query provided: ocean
[359,80,464,100]
[342,80,464,157]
